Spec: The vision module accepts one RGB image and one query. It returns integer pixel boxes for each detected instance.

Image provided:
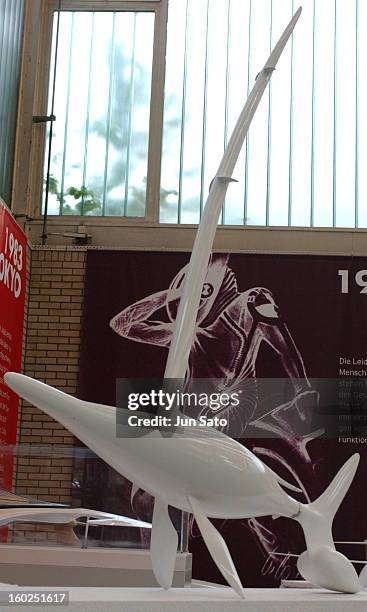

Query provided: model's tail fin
[295,454,360,593]
[309,453,359,521]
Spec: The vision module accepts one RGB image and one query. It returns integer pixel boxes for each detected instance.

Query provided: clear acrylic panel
[3,444,187,551]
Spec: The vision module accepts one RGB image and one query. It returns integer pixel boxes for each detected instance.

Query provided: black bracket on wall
[32,114,56,124]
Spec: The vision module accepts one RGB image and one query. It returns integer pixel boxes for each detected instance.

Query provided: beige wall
[25,219,367,257]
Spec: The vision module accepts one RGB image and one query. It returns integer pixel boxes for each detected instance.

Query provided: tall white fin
[295,454,360,593]
[151,499,178,590]
[164,7,302,380]
[188,496,244,599]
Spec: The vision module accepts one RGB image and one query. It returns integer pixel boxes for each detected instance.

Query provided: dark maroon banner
[80,250,367,586]
[0,199,26,491]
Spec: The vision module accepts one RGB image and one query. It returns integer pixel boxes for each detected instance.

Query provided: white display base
[0,586,366,612]
[0,545,191,587]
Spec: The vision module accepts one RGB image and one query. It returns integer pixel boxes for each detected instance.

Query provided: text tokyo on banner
[0,199,26,489]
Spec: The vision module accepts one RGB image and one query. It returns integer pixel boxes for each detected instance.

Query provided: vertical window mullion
[145,0,169,223]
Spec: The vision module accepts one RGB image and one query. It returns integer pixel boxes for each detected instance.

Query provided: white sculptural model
[4,7,363,597]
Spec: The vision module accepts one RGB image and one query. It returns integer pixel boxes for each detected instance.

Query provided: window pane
[334,0,356,228]
[312,0,335,227]
[44,10,154,217]
[162,0,363,229]
[159,0,187,223]
[245,0,271,226]
[224,0,251,225]
[267,0,292,227]
[0,0,25,205]
[290,0,313,227]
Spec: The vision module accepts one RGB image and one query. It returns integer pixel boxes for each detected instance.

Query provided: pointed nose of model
[4,372,40,400]
[297,548,360,594]
[5,371,67,406]
[4,372,82,426]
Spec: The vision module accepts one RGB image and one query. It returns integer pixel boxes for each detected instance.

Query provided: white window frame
[12,0,168,224]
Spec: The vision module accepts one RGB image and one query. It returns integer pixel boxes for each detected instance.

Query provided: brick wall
[10,246,87,543]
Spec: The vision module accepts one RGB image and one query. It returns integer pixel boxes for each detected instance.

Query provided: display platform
[0,545,191,587]
[0,586,366,612]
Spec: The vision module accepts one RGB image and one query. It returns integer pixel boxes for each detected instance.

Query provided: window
[0,0,25,206]
[42,0,366,228]
[161,0,366,227]
[45,9,155,217]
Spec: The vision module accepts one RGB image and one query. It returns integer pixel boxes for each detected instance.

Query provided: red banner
[0,199,26,490]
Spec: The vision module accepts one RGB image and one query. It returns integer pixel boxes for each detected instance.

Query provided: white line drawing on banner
[110,253,323,459]
[110,254,326,577]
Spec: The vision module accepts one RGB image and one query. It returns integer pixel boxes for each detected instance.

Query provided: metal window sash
[18,0,168,221]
